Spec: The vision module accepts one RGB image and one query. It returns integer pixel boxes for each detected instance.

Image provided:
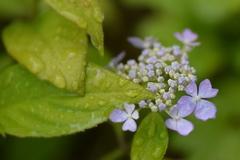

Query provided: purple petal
[189,42,201,46]
[109,51,126,67]
[176,118,194,136]
[198,79,219,98]
[183,29,198,41]
[109,109,127,122]
[174,32,184,42]
[122,119,137,132]
[168,105,178,118]
[127,37,144,49]
[124,103,135,114]
[132,110,139,120]
[177,96,196,117]
[165,118,177,131]
[184,81,197,97]
[194,100,217,121]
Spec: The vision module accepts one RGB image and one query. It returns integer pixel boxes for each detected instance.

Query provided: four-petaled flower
[174,29,200,46]
[177,79,218,121]
[109,103,139,132]
[165,105,194,136]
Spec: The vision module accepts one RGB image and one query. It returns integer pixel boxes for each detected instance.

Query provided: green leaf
[2,9,88,96]
[131,112,168,160]
[0,53,15,73]
[45,0,104,57]
[0,63,156,137]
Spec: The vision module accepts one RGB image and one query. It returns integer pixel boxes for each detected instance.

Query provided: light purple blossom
[174,29,200,46]
[127,36,158,49]
[165,105,194,136]
[177,79,218,121]
[109,103,139,132]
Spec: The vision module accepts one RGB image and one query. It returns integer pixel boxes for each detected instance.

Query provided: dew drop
[67,65,72,70]
[98,100,107,106]
[24,82,29,87]
[89,96,95,100]
[133,135,144,146]
[124,89,141,98]
[75,103,80,108]
[72,81,78,90]
[51,73,66,88]
[92,8,103,23]
[159,129,167,139]
[106,82,112,88]
[118,79,128,87]
[28,56,45,74]
[151,145,164,159]
[80,73,85,81]
[84,103,90,109]
[148,123,156,138]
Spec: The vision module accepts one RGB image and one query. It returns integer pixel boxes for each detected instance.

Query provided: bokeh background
[1,0,240,160]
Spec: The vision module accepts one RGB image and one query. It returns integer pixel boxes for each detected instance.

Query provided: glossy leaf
[45,0,104,57]
[2,10,88,95]
[0,63,156,137]
[131,112,168,160]
[0,53,15,73]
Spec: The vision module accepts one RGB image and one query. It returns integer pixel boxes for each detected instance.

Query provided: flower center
[126,114,132,119]
[194,95,201,102]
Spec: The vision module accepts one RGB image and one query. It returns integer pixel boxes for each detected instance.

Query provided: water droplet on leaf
[133,135,144,146]
[28,56,45,74]
[148,123,156,138]
[84,103,90,109]
[106,82,111,88]
[50,73,66,88]
[124,89,141,98]
[98,100,107,106]
[118,79,129,87]
[151,145,164,159]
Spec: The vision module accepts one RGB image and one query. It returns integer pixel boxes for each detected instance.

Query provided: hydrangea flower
[109,103,139,132]
[127,36,158,49]
[177,79,218,121]
[165,105,194,136]
[174,29,200,46]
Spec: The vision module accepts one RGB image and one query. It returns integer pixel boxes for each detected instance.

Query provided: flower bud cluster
[115,36,198,112]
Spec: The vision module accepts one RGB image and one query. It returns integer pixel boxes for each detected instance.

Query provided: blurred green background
[1,0,240,159]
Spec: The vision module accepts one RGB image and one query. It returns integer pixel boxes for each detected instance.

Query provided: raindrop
[98,100,107,107]
[105,82,111,88]
[124,89,141,98]
[24,82,29,87]
[84,103,90,109]
[118,79,129,87]
[89,96,95,100]
[28,56,45,74]
[148,123,156,138]
[133,135,144,146]
[72,81,78,90]
[159,129,167,139]
[151,145,164,159]
[51,73,66,89]
[92,8,103,23]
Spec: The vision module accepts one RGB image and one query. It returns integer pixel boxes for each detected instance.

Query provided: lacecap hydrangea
[108,29,218,136]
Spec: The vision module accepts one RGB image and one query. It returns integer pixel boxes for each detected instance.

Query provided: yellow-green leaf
[2,10,88,95]
[45,0,104,57]
[131,112,168,160]
[0,63,156,137]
